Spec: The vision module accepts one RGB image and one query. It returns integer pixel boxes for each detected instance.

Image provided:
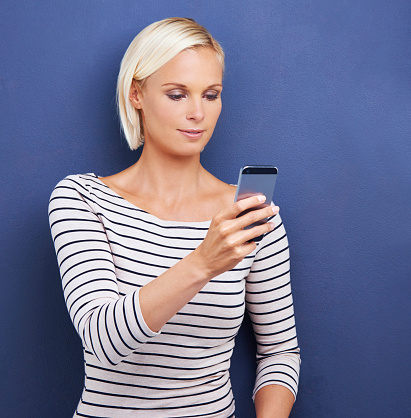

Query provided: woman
[49,17,300,418]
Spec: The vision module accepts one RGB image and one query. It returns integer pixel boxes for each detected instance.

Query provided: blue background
[1,1,410,417]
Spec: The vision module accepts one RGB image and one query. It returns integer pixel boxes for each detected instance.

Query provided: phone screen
[234,166,277,202]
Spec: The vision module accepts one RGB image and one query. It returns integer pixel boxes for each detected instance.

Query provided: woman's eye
[204,93,219,101]
[166,92,220,101]
[166,94,186,101]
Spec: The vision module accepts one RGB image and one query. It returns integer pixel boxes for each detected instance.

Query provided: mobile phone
[234,165,278,242]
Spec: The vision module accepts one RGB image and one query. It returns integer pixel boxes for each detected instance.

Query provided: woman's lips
[178,129,205,140]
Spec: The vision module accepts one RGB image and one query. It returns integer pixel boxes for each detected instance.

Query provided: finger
[227,195,267,219]
[241,239,257,255]
[226,219,275,248]
[212,195,266,226]
[236,204,279,230]
[241,220,276,243]
[217,205,278,239]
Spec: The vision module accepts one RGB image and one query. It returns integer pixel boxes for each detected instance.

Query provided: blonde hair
[116,17,224,150]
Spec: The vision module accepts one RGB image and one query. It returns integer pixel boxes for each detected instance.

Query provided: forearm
[255,384,295,418]
[139,199,277,333]
[139,250,211,332]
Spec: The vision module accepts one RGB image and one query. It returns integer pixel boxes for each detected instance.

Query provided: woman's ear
[129,80,143,110]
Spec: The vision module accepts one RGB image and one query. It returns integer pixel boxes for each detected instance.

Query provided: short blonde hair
[117,17,225,150]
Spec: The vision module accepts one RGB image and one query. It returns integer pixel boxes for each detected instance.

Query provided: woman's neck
[127,146,206,204]
[99,143,234,222]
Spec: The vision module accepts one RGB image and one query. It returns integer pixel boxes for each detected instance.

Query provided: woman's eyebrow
[162,82,186,88]
[162,82,223,88]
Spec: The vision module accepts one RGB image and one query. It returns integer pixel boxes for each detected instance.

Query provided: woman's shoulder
[49,173,105,203]
[203,170,237,204]
[51,173,100,190]
[48,173,110,219]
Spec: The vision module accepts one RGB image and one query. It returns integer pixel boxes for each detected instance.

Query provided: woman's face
[130,47,223,158]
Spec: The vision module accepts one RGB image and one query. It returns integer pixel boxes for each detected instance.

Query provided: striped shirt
[48,173,300,418]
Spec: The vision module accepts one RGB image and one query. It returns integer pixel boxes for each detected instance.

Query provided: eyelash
[167,94,186,101]
[166,93,220,101]
[204,94,219,101]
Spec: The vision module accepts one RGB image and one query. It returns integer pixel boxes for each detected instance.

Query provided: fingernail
[269,222,275,230]
[258,195,266,202]
[271,205,279,214]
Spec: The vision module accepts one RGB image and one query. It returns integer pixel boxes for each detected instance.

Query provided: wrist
[184,248,214,284]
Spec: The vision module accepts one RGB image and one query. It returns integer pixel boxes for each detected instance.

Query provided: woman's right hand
[193,195,279,279]
[140,195,278,333]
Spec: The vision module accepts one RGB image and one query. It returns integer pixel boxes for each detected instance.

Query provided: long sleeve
[246,213,300,401]
[48,175,159,367]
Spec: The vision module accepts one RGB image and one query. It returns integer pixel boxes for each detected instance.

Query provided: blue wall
[1,1,410,417]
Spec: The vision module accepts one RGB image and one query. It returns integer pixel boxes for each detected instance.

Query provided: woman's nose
[186,98,205,121]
